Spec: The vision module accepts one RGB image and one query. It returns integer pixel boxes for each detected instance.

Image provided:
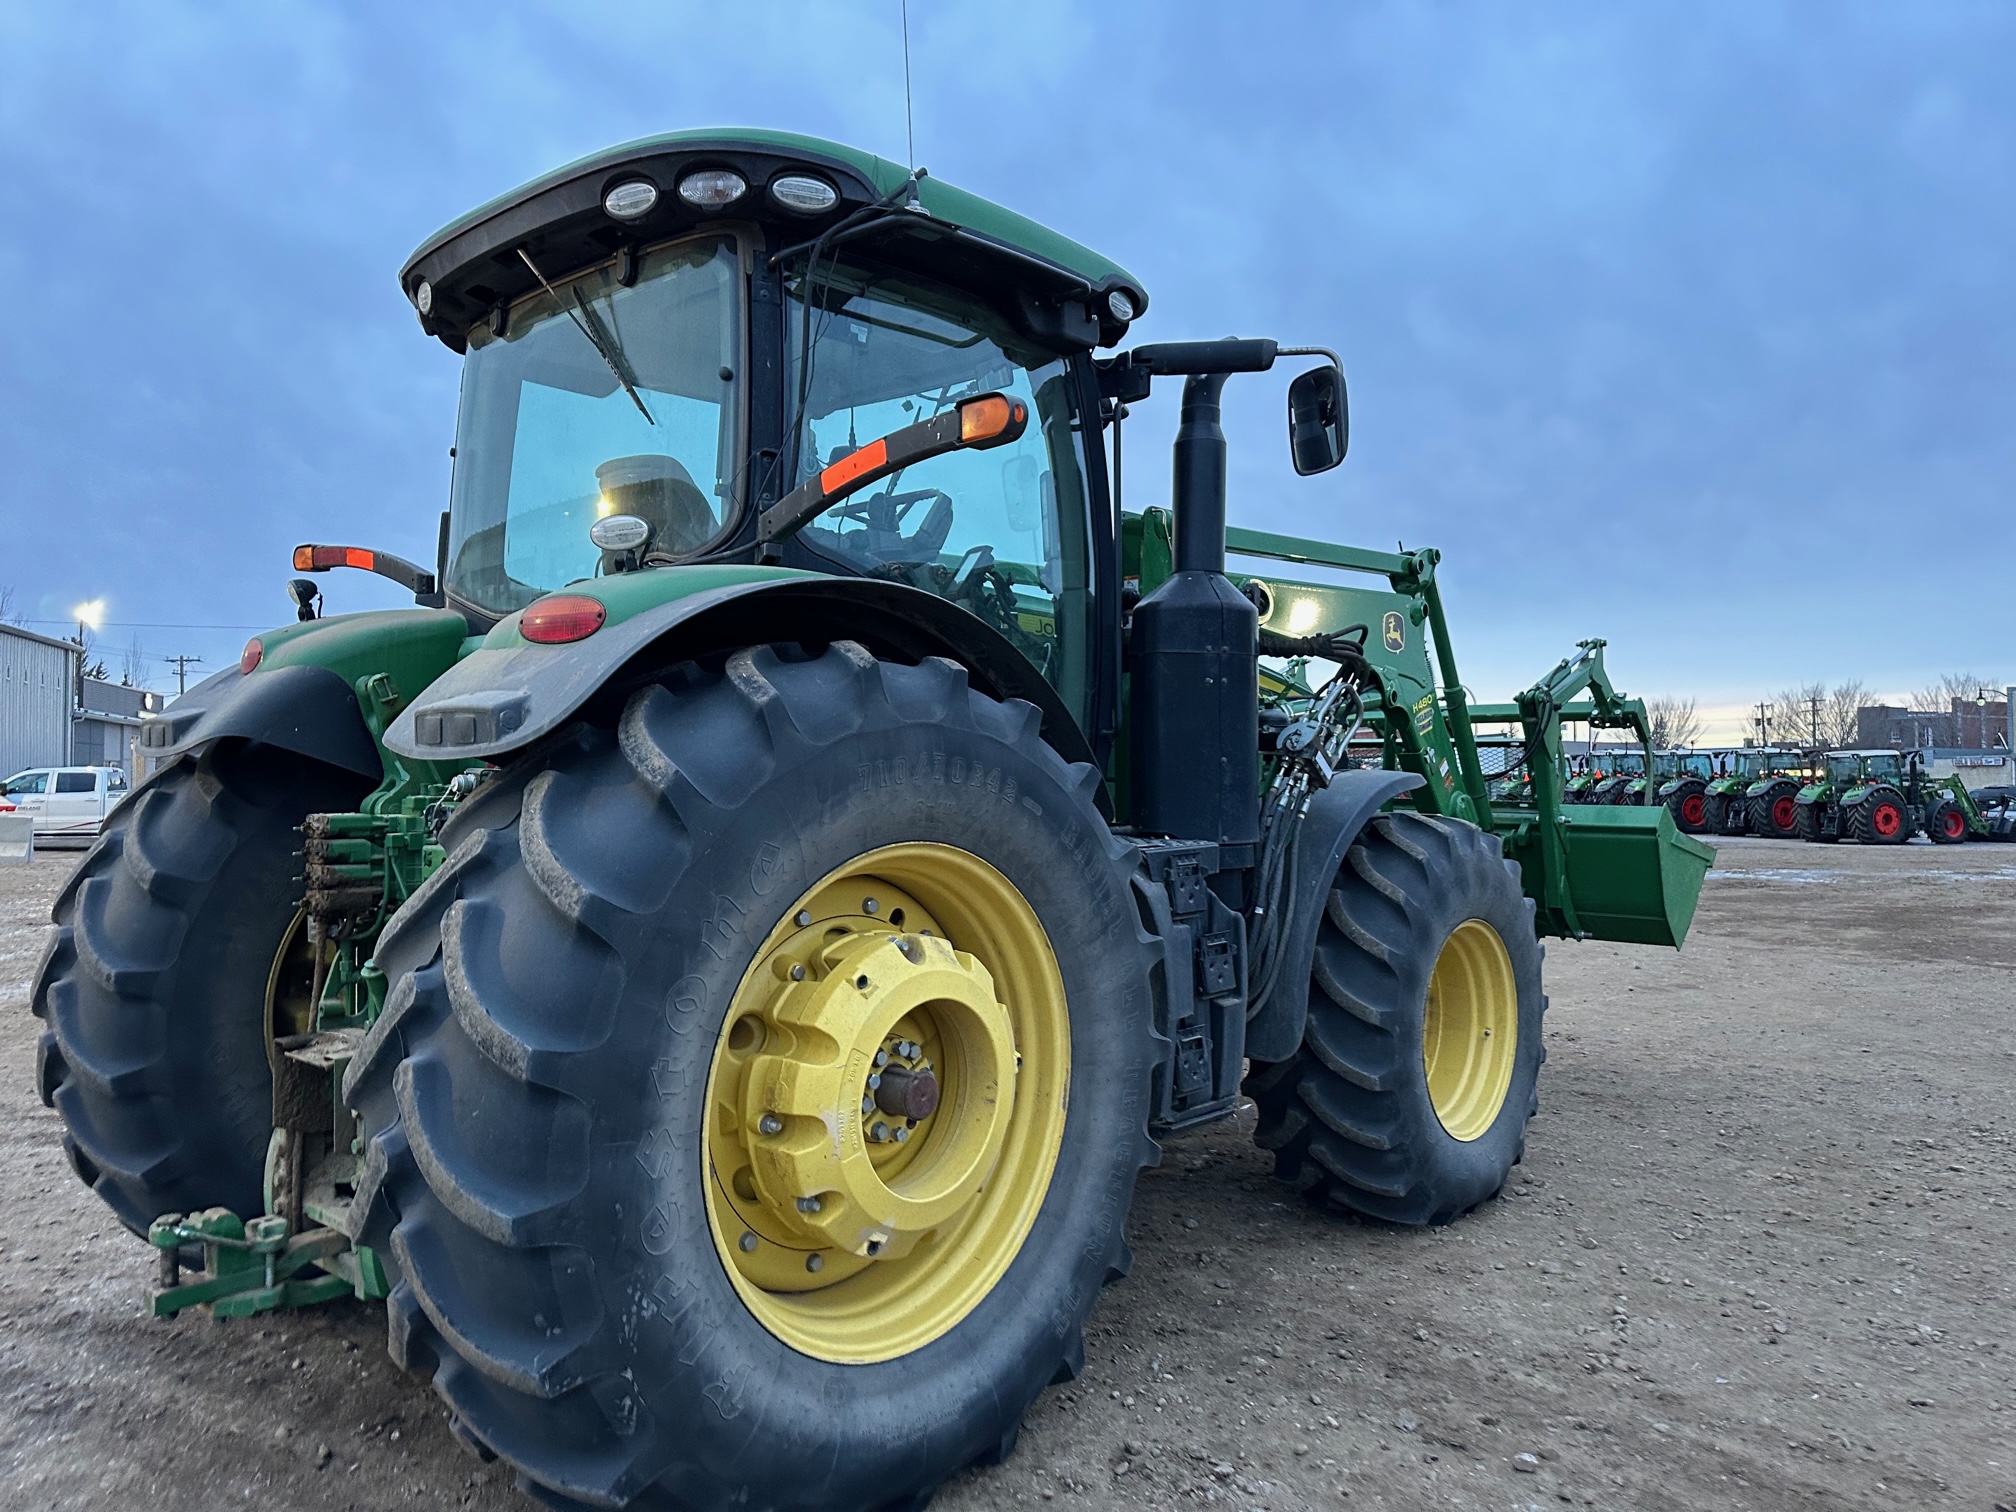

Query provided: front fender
[1244,768,1426,1063]
[384,571,1099,770]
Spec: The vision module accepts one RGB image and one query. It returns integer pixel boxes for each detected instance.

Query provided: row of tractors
[1563,746,2014,845]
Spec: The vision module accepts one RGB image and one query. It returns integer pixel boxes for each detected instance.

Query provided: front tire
[30,743,369,1236]
[1245,812,1544,1226]
[1927,800,1968,844]
[343,644,1157,1512]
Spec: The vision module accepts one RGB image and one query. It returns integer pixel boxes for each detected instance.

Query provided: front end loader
[34,128,1712,1512]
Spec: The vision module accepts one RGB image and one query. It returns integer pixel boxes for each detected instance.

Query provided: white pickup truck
[0,766,131,841]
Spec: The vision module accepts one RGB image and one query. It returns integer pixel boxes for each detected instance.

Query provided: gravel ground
[1,836,2011,1511]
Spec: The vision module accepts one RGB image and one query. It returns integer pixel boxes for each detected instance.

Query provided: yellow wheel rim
[1421,919,1518,1142]
[702,843,1070,1363]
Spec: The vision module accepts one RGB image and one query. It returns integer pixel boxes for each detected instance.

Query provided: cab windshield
[444,236,745,614]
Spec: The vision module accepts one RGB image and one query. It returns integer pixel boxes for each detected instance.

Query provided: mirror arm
[756,393,1028,547]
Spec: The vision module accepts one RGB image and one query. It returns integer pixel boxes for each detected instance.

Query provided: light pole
[70,599,105,765]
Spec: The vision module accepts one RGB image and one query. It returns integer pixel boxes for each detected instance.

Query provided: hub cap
[1772,796,1797,831]
[1681,793,1707,828]
[1872,802,1902,837]
[1422,919,1518,1142]
[702,844,1069,1363]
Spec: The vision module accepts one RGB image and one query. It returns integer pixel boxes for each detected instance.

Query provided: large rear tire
[343,644,1157,1512]
[1667,779,1710,834]
[30,743,369,1236]
[1847,786,1909,845]
[1245,811,1544,1226]
[1750,781,1800,838]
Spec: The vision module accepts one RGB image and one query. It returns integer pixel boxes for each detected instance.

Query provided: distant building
[1,622,78,778]
[0,622,164,782]
[1858,697,2009,752]
[77,676,165,781]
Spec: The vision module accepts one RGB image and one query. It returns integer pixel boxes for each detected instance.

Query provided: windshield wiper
[516,247,656,424]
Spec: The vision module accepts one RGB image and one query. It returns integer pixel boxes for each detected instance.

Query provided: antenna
[901,0,916,169]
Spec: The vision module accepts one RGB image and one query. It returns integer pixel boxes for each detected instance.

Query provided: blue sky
[2,3,2010,733]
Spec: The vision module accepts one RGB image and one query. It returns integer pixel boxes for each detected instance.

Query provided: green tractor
[32,130,1712,1512]
[1615,750,1716,835]
[1703,746,1805,836]
[1794,750,1922,843]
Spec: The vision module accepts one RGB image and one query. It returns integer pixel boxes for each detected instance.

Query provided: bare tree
[1823,679,1868,748]
[119,635,147,688]
[0,583,23,626]
[1767,683,1829,747]
[1646,695,1701,750]
[1913,671,1996,712]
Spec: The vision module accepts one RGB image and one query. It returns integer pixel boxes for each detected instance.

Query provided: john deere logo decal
[1382,611,1406,653]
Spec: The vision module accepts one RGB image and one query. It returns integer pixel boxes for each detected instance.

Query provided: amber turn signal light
[520,594,607,645]
[958,394,1027,447]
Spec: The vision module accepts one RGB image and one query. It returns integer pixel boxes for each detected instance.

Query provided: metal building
[1,623,79,779]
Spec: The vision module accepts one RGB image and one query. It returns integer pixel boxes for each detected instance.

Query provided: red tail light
[521,594,607,645]
[240,639,264,674]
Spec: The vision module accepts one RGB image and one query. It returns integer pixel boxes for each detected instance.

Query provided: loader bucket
[1554,805,1714,946]
[1497,804,1715,947]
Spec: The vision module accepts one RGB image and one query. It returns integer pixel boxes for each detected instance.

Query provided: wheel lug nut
[874,1050,888,1068]
[796,1196,822,1214]
[870,1121,889,1142]
[795,910,812,927]
[738,1232,758,1253]
[894,1126,910,1144]
[758,1113,783,1136]
[861,1095,874,1114]
[806,1254,823,1273]
[789,963,806,982]
[863,897,879,915]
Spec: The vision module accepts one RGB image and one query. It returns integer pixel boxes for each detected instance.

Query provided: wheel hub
[1422,919,1518,1143]
[700,844,1070,1363]
[731,928,1016,1265]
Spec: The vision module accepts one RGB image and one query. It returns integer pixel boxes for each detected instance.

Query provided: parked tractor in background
[1589,748,1646,805]
[1795,750,1923,844]
[1615,750,1716,835]
[31,128,1712,1512]
[1704,747,1805,836]
[1747,754,1814,839]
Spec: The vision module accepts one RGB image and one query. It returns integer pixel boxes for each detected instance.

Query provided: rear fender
[139,664,382,778]
[384,574,1098,770]
[1244,769,1425,1063]
[139,608,471,779]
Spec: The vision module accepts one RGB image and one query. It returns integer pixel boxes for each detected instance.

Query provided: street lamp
[72,598,104,641]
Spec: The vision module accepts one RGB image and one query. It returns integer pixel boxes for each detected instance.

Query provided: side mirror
[1287,365,1348,475]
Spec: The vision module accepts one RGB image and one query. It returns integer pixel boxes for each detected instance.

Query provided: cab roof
[401,128,1148,354]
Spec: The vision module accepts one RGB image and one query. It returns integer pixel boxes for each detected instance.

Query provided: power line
[19,617,274,632]
[164,655,204,696]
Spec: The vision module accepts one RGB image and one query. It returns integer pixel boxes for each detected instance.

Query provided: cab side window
[786,265,1094,723]
[55,772,96,794]
[6,772,49,795]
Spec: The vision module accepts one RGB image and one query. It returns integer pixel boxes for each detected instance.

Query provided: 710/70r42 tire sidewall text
[343,644,1156,1512]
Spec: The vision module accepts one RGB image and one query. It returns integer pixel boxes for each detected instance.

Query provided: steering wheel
[827,487,954,567]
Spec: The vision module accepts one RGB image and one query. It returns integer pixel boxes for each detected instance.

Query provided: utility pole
[1754,701,1770,748]
[164,654,202,696]
[1808,694,1822,748]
